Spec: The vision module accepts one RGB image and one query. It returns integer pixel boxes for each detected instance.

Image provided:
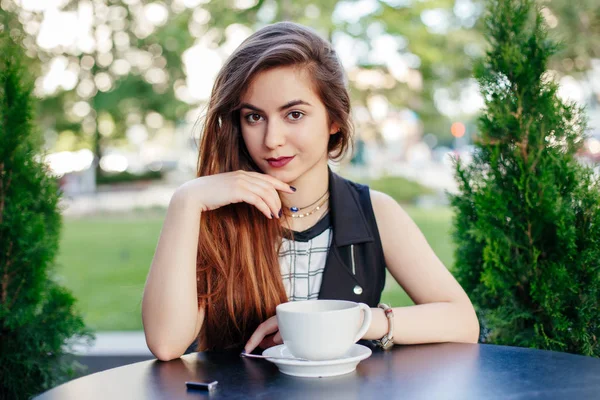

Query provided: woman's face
[239,65,339,183]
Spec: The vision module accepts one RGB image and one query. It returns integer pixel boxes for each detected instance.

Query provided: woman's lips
[267,156,295,168]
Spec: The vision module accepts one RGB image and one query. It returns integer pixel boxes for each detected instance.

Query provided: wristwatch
[374,303,394,350]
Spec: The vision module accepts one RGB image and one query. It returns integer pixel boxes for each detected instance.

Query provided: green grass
[381,205,455,307]
[351,174,435,204]
[54,208,166,331]
[55,205,455,331]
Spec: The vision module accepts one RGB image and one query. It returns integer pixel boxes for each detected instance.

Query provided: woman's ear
[329,122,340,135]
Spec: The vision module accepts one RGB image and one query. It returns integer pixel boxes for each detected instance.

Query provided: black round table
[34,343,600,399]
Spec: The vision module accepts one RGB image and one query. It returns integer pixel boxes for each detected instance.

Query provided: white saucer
[261,344,372,378]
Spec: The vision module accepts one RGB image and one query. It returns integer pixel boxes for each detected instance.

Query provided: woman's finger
[258,331,282,350]
[273,331,282,345]
[244,316,279,353]
[238,190,274,220]
[258,333,278,350]
[239,178,282,218]
[243,170,296,194]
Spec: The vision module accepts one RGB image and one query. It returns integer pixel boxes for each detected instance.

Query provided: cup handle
[353,303,372,343]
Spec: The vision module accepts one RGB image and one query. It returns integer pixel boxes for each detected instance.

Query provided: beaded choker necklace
[285,189,329,219]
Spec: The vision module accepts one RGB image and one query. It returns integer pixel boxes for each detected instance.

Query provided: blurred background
[1,0,598,352]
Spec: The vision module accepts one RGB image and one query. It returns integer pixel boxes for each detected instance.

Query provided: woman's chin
[267,169,298,184]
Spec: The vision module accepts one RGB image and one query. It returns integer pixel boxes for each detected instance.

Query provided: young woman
[141,21,479,361]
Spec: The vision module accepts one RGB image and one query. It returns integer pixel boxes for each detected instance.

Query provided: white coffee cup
[275,299,372,361]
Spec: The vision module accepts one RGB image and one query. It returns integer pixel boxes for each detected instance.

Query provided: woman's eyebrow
[239,99,312,113]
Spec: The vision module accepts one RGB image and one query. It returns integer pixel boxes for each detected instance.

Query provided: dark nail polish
[290,186,297,192]
[241,349,247,355]
[270,213,274,219]
[278,209,283,218]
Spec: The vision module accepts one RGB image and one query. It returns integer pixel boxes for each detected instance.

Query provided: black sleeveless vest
[317,166,387,307]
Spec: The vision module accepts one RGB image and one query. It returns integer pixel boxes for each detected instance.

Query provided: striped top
[278,211,332,301]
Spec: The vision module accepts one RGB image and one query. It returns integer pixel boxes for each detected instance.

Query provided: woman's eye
[245,113,263,124]
[289,111,304,121]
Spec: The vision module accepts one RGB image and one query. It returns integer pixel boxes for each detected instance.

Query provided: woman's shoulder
[335,173,397,230]
[368,188,394,208]
[368,188,413,245]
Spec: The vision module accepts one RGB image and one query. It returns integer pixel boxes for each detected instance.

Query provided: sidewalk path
[61,182,178,217]
[70,331,152,356]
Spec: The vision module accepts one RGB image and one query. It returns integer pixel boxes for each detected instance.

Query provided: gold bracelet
[374,303,394,350]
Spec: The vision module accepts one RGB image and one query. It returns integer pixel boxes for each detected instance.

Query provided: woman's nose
[264,121,287,149]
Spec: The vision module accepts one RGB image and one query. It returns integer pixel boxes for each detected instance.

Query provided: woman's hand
[243,315,283,354]
[176,170,296,219]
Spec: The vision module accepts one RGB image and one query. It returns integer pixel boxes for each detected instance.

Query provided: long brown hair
[195,21,354,351]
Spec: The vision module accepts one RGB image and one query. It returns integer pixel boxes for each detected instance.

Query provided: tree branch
[0,162,4,225]
[1,241,13,304]
[8,277,25,310]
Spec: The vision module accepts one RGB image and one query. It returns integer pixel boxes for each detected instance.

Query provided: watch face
[377,335,393,350]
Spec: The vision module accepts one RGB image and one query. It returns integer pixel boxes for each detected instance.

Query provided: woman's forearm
[142,188,204,361]
[363,301,480,345]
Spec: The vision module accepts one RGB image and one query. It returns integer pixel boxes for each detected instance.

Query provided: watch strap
[374,303,394,350]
